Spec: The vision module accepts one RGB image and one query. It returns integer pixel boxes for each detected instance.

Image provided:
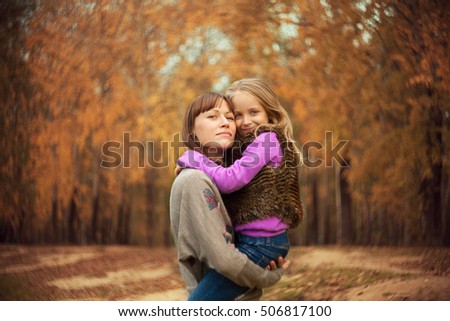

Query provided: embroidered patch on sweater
[203,188,219,210]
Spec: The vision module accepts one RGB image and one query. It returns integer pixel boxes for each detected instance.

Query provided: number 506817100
[260,305,332,317]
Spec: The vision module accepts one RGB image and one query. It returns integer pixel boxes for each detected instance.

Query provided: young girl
[178,78,305,300]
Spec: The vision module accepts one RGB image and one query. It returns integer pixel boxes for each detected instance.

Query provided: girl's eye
[250,111,258,115]
[235,114,242,119]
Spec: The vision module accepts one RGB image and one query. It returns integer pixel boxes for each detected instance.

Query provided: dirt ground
[0,245,449,301]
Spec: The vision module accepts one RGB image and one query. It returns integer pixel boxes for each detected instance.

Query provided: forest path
[264,246,450,300]
[1,245,449,301]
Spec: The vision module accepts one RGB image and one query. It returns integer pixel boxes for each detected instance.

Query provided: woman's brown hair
[181,92,234,150]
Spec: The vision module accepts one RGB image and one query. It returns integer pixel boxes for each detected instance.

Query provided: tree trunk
[51,182,59,243]
[90,160,100,243]
[442,164,450,246]
[116,204,124,244]
[123,200,131,245]
[145,168,155,246]
[420,164,442,245]
[363,201,372,245]
[336,164,353,245]
[319,168,332,245]
[116,179,129,244]
[443,197,450,246]
[101,216,112,244]
[69,142,80,244]
[68,188,79,244]
[420,104,443,246]
[307,170,319,245]
[91,194,99,243]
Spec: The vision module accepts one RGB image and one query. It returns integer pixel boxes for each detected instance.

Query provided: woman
[169,92,286,300]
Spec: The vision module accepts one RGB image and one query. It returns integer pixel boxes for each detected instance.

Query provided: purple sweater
[177,132,289,237]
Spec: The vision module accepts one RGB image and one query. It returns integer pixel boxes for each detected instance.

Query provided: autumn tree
[1,0,448,247]
[0,0,38,243]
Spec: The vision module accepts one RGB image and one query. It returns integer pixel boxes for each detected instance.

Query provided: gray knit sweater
[169,169,284,297]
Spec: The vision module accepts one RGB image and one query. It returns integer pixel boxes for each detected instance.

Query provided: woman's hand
[266,256,290,270]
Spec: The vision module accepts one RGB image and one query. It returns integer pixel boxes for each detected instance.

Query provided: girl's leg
[188,232,289,301]
[235,232,290,269]
[188,268,249,301]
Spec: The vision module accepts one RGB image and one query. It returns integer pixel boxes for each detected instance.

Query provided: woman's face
[193,99,236,156]
[232,91,269,136]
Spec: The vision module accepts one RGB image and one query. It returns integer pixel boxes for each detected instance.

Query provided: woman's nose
[220,116,230,127]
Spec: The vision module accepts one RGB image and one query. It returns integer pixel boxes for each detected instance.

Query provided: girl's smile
[232,91,269,136]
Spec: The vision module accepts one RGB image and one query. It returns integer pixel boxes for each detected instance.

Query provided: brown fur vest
[223,125,305,228]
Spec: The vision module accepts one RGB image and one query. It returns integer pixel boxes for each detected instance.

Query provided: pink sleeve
[177,132,282,193]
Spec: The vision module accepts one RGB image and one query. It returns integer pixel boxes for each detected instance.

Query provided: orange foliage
[1,0,448,245]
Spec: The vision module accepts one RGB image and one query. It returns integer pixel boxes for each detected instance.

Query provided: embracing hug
[170,78,305,301]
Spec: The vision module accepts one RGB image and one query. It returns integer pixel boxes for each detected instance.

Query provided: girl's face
[193,99,236,156]
[232,91,269,136]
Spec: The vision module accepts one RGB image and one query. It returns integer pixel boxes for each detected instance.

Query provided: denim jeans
[188,231,289,301]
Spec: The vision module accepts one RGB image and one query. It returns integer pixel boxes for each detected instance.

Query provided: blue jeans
[188,231,289,301]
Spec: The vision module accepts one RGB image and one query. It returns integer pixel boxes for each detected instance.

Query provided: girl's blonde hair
[225,78,296,145]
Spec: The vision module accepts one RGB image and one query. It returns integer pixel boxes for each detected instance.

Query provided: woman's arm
[177,132,282,193]
[170,169,284,289]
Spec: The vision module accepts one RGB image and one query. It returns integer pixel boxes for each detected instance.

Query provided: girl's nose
[242,115,251,125]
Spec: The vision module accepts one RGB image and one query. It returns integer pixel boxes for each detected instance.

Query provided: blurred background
[1,0,449,248]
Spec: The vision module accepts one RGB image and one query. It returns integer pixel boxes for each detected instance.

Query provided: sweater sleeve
[172,170,283,289]
[177,132,282,193]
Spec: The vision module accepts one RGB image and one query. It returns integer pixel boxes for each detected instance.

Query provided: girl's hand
[266,256,290,270]
[174,165,183,176]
